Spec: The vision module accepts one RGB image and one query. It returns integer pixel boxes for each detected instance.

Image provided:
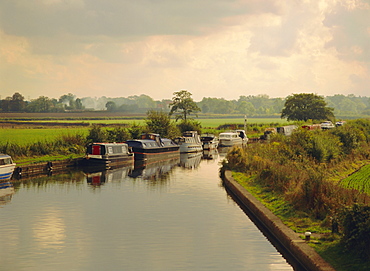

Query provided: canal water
[1,151,295,271]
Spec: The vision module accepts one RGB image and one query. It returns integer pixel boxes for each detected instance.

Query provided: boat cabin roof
[140,133,160,140]
[183,131,198,137]
[0,154,12,159]
[90,142,128,146]
[126,137,175,148]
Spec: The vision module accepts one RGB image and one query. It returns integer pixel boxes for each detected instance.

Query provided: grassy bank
[231,172,369,271]
[222,119,370,270]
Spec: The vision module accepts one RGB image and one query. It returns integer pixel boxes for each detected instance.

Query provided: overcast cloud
[0,0,369,101]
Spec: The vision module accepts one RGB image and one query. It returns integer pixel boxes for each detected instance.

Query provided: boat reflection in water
[84,164,134,186]
[0,180,15,206]
[179,152,202,169]
[129,156,180,181]
[202,149,219,160]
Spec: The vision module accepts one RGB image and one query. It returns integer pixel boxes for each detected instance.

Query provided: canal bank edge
[222,170,335,271]
[13,158,83,179]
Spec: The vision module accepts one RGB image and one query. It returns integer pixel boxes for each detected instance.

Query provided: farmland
[0,128,88,145]
[0,112,291,145]
[340,164,370,194]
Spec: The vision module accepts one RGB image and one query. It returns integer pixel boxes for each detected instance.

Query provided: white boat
[218,130,248,147]
[200,134,219,150]
[173,131,203,153]
[0,154,16,180]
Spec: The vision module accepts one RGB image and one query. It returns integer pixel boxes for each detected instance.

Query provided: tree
[26,96,54,112]
[105,101,117,112]
[10,92,26,111]
[169,90,201,121]
[281,93,334,121]
[59,93,76,110]
[145,110,180,138]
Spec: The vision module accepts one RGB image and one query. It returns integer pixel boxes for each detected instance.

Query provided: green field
[0,128,88,145]
[0,117,290,145]
[2,117,289,127]
[198,118,289,128]
[340,164,370,194]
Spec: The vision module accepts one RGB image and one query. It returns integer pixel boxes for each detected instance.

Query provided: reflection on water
[179,152,202,169]
[0,154,295,271]
[129,156,180,182]
[202,149,219,160]
[33,208,66,249]
[85,164,134,186]
[0,181,14,206]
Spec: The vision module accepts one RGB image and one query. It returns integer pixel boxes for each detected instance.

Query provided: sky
[0,0,369,102]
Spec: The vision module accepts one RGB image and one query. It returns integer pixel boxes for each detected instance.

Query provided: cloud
[0,0,369,101]
[0,0,278,38]
[324,1,370,62]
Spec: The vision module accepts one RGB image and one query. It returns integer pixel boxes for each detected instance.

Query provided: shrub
[177,120,202,135]
[128,122,143,139]
[224,146,248,172]
[86,124,107,143]
[107,126,130,142]
[145,110,180,139]
[338,204,370,260]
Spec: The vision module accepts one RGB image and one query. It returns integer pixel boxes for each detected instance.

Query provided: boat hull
[130,147,180,160]
[0,164,16,180]
[179,143,203,153]
[218,138,244,147]
[82,155,134,169]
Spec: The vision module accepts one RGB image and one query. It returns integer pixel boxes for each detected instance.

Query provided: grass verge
[232,171,369,271]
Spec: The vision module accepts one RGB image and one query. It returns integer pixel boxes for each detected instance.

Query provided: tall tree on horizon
[281,93,334,121]
[169,90,201,121]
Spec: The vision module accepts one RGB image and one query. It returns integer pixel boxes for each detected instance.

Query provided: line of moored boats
[0,129,248,183]
[82,130,248,169]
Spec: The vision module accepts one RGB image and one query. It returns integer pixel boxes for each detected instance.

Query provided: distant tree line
[1,92,370,117]
[0,93,84,113]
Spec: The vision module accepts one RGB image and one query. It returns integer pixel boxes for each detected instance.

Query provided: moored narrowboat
[125,133,180,160]
[83,142,133,169]
[0,154,16,180]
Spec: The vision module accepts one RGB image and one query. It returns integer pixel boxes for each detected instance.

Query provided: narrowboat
[173,131,203,153]
[218,130,248,147]
[125,133,180,160]
[200,134,219,150]
[83,142,133,169]
[0,154,16,180]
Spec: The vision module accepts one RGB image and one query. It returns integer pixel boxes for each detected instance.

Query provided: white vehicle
[321,121,335,130]
[218,130,248,147]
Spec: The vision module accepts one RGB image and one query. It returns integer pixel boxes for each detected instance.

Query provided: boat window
[4,158,12,164]
[0,159,5,165]
[108,147,113,154]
